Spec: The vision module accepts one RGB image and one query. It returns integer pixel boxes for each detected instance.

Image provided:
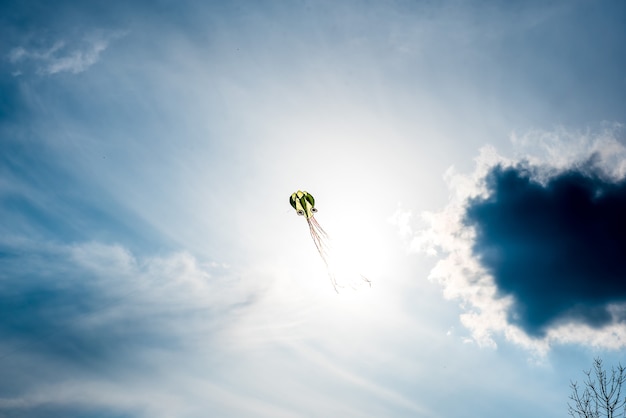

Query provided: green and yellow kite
[290,190,370,292]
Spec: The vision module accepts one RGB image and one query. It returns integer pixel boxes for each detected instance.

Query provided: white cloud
[393,124,626,355]
[7,31,126,75]
[66,241,251,322]
[44,39,109,74]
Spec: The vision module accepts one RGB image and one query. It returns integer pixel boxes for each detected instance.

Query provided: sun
[319,204,392,290]
[283,185,401,302]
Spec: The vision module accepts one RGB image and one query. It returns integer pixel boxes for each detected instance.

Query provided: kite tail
[307,216,339,292]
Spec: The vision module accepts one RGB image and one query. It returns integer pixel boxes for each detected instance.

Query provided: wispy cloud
[394,124,626,354]
[0,239,251,417]
[7,31,125,75]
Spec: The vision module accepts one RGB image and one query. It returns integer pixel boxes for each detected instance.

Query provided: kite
[290,190,370,292]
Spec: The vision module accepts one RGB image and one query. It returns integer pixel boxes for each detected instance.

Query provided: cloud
[7,31,124,75]
[0,237,434,418]
[397,124,626,353]
[0,240,251,417]
[465,160,626,336]
[0,240,244,361]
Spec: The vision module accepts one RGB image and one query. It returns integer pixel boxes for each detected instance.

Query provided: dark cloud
[464,161,626,336]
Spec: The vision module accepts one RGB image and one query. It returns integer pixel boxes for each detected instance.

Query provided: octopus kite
[290,190,370,292]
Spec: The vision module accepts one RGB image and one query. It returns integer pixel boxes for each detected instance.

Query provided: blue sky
[1,1,626,417]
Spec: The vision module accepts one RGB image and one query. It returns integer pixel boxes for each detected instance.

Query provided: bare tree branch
[568,358,626,418]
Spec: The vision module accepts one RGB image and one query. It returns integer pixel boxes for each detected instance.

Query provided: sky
[1,0,626,417]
